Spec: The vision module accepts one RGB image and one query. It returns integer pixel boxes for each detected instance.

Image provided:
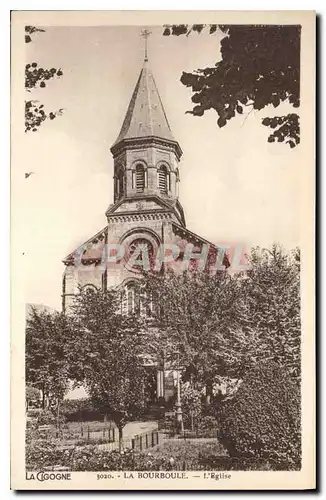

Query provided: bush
[217,361,301,470]
[25,444,169,471]
[180,383,203,429]
[26,419,38,430]
[60,398,112,422]
[25,440,71,470]
[26,386,41,401]
[70,448,166,471]
[196,415,218,434]
[37,409,57,426]
[27,409,41,418]
[25,440,229,472]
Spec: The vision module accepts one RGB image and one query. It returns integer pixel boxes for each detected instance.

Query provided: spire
[111,58,182,158]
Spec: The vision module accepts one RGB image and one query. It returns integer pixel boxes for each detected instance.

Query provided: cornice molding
[107,211,173,223]
[111,136,183,161]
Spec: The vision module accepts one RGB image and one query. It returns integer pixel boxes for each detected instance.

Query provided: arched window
[135,164,146,192]
[122,282,140,315]
[140,289,153,317]
[116,170,124,198]
[158,165,169,194]
[122,281,152,317]
[127,286,134,314]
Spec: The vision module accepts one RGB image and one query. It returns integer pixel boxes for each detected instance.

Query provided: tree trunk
[42,383,45,410]
[205,382,212,407]
[56,399,61,437]
[190,374,195,431]
[118,425,123,453]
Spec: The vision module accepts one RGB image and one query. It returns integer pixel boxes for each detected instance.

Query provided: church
[62,42,225,402]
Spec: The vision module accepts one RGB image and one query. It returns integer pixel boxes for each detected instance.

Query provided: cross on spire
[140,29,152,62]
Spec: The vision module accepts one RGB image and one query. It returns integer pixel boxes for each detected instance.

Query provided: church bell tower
[62,31,224,401]
[107,36,185,227]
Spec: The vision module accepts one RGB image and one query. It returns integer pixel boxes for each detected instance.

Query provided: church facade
[62,54,224,402]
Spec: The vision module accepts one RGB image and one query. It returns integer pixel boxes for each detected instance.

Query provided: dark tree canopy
[67,288,151,447]
[25,26,64,132]
[25,308,71,403]
[163,24,300,148]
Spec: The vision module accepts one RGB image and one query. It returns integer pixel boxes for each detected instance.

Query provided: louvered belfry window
[158,165,168,194]
[118,171,124,198]
[135,164,145,192]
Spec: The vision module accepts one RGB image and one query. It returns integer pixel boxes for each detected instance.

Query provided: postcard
[11,10,315,490]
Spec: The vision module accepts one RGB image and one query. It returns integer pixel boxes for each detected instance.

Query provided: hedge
[217,361,301,470]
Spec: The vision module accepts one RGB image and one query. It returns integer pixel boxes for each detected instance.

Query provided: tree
[180,382,203,430]
[217,361,301,469]
[143,243,301,407]
[239,245,301,380]
[67,288,151,451]
[143,269,245,396]
[163,24,300,148]
[25,385,41,410]
[25,26,64,132]
[25,308,71,408]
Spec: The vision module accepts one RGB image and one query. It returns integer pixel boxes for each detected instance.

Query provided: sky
[19,25,301,310]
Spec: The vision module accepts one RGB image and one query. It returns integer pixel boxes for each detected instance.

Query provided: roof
[171,222,231,268]
[62,227,108,265]
[112,60,178,148]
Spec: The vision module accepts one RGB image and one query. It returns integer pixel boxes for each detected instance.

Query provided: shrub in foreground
[26,440,227,471]
[217,361,301,470]
[26,438,286,471]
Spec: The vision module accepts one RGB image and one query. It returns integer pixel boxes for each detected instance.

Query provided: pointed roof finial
[140,28,152,62]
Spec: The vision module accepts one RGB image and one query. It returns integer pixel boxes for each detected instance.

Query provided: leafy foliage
[196,415,218,434]
[25,25,45,44]
[36,409,57,426]
[25,27,64,132]
[143,269,244,387]
[180,382,203,428]
[25,62,63,91]
[217,361,301,470]
[25,100,63,132]
[67,289,151,444]
[163,24,219,36]
[60,398,93,413]
[144,244,300,396]
[25,243,301,467]
[25,440,227,471]
[25,308,71,403]
[26,438,279,471]
[163,24,300,147]
[25,439,69,471]
[26,385,41,401]
[240,245,301,379]
[262,114,300,148]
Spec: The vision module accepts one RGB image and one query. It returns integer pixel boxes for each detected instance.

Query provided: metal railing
[132,430,159,451]
[98,429,160,452]
[80,425,116,442]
